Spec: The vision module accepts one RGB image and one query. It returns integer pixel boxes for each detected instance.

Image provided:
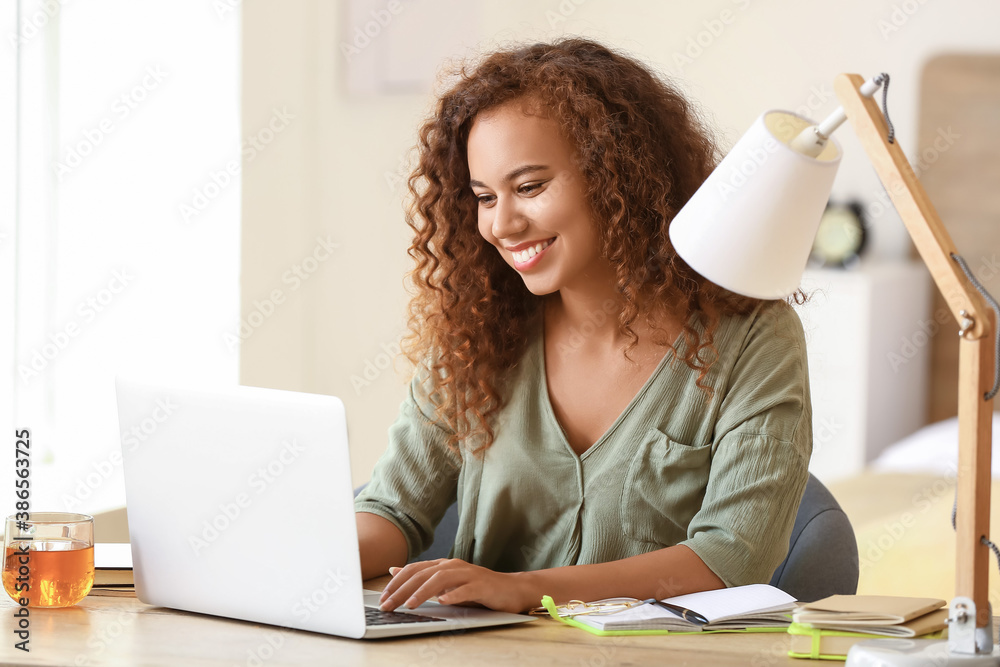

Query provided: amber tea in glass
[3,513,94,607]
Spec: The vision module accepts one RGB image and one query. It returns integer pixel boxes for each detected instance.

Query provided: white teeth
[513,239,553,264]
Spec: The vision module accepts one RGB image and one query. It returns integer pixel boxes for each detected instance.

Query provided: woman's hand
[378,558,536,614]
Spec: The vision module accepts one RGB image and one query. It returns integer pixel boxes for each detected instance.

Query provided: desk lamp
[669,73,999,665]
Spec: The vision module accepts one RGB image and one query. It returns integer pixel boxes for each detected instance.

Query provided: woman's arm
[378,543,724,613]
[357,512,409,581]
[354,371,463,581]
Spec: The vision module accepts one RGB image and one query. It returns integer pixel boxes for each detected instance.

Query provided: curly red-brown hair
[403,37,781,454]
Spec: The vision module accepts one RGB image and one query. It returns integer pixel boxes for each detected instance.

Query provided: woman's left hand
[378,558,536,614]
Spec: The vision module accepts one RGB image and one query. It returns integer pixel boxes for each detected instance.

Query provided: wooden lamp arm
[833,73,991,338]
[834,72,997,631]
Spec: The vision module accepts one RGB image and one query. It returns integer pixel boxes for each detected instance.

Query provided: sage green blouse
[355,301,812,587]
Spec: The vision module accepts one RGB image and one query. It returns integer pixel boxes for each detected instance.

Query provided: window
[7,1,240,515]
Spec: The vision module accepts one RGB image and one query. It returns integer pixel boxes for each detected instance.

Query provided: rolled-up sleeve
[679,304,812,586]
[354,375,462,561]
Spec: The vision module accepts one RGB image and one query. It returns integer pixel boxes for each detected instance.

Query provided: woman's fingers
[378,560,528,613]
[436,582,480,606]
[398,568,468,610]
[379,559,460,610]
[379,559,444,604]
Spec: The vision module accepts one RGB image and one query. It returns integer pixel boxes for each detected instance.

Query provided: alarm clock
[810,201,867,267]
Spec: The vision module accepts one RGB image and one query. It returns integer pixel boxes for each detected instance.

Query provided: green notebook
[540,583,797,637]
[787,621,947,660]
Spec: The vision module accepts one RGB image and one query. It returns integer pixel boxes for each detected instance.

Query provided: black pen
[639,598,710,625]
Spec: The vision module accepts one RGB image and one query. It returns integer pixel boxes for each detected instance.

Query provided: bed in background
[828,414,1000,605]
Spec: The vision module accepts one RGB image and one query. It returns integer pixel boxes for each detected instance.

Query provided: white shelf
[797,261,932,482]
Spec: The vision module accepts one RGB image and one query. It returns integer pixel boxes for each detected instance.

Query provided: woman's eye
[518,182,543,195]
[476,194,496,207]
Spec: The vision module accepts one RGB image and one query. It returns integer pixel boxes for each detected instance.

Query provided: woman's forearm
[357,512,408,581]
[516,544,726,608]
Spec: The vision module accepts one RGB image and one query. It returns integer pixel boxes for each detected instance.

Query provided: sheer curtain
[6,1,240,516]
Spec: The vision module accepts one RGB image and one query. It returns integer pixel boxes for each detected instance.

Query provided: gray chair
[355,472,858,602]
[768,473,859,601]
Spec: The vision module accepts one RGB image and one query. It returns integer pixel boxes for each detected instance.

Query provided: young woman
[355,37,812,614]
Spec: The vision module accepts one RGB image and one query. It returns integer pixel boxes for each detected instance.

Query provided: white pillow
[871,413,1000,477]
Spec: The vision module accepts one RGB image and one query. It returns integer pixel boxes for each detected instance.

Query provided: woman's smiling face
[468,100,607,296]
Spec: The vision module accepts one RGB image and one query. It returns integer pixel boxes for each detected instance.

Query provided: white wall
[241,0,1000,485]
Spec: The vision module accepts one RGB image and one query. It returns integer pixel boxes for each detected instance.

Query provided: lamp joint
[959,310,975,338]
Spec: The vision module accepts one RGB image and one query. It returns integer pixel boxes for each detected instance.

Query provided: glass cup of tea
[3,512,95,607]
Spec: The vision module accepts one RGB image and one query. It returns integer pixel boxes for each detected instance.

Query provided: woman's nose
[491,196,528,239]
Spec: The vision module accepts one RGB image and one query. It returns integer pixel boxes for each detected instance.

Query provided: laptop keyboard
[365,607,447,626]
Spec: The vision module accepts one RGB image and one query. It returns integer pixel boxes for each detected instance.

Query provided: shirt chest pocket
[619,428,712,545]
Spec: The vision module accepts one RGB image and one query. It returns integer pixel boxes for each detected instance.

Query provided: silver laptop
[115,378,535,639]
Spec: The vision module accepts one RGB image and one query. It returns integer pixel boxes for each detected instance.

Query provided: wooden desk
[0,580,800,666]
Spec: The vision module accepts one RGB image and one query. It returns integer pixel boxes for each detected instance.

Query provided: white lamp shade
[668,110,842,299]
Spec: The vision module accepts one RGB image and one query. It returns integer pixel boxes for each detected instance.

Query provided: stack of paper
[89,543,135,597]
[789,595,949,660]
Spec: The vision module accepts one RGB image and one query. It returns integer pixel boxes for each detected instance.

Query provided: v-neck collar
[536,315,686,461]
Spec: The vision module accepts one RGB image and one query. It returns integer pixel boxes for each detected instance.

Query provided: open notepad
[574,584,797,632]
